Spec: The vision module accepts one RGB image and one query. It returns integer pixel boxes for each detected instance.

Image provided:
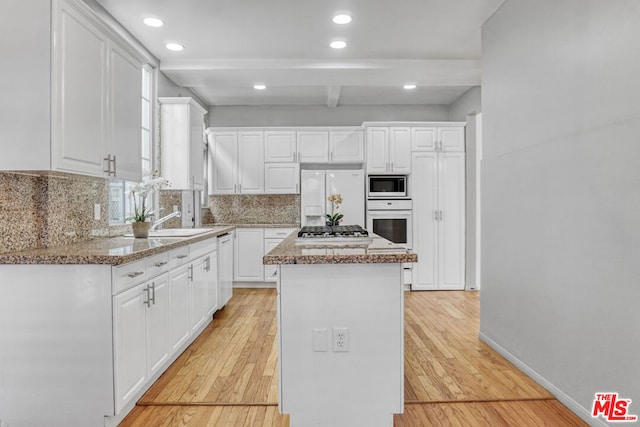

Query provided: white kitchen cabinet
[208,131,238,194]
[51,0,143,180]
[265,131,297,162]
[160,97,208,190]
[411,126,465,152]
[208,130,264,194]
[205,251,218,317]
[411,152,466,290]
[146,274,170,377]
[217,232,234,307]
[168,263,191,352]
[366,127,411,174]
[298,131,329,162]
[234,228,265,281]
[263,228,295,282]
[329,130,365,162]
[189,255,208,332]
[265,163,300,194]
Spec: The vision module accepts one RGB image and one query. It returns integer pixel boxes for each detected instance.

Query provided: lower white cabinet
[234,228,265,281]
[217,232,234,307]
[168,263,191,352]
[113,273,170,414]
[263,228,296,282]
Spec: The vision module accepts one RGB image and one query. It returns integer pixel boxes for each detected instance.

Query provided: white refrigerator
[301,169,365,227]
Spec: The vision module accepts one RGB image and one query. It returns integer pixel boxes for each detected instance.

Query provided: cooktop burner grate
[298,225,369,238]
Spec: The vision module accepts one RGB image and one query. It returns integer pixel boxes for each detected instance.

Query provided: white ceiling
[95,0,504,107]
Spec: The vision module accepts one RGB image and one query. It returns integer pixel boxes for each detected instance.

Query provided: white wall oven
[366,199,413,249]
[367,175,408,199]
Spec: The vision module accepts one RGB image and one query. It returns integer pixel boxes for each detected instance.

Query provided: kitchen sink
[124,228,213,238]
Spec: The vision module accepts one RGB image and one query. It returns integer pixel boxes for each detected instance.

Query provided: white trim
[233,281,277,289]
[479,332,608,427]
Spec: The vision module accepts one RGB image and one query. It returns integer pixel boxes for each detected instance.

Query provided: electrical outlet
[333,327,349,352]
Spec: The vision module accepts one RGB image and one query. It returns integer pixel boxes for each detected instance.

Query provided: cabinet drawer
[168,246,190,270]
[112,259,147,295]
[264,228,296,239]
[145,252,170,278]
[190,238,216,260]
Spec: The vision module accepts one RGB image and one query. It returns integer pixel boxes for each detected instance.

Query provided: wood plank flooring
[121,289,587,426]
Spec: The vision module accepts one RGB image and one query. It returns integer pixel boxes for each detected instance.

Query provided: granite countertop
[263,230,417,265]
[0,226,235,266]
[207,223,299,228]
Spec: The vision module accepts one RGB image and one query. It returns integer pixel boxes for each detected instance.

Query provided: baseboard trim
[233,281,277,289]
[479,332,606,427]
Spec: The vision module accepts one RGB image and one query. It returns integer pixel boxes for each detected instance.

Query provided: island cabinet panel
[278,263,404,427]
[234,228,265,281]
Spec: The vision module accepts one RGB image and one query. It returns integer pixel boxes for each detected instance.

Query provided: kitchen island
[263,229,416,427]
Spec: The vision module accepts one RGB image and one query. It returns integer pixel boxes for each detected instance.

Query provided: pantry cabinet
[412,126,465,152]
[411,152,466,290]
[160,98,208,190]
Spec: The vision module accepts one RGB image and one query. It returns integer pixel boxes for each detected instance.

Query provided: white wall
[449,86,481,122]
[208,105,450,127]
[481,0,640,423]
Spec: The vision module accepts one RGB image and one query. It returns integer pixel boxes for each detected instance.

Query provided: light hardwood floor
[120,289,586,426]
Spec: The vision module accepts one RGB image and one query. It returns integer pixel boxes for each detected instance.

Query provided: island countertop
[0,225,235,265]
[263,230,417,265]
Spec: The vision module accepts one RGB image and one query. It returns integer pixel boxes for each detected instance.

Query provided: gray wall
[207,105,450,127]
[449,86,481,122]
[481,0,640,422]
[158,72,208,110]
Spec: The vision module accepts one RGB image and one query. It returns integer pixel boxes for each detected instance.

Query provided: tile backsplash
[0,172,112,254]
[208,194,300,225]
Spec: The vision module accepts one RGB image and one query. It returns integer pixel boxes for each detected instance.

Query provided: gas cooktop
[298,225,369,238]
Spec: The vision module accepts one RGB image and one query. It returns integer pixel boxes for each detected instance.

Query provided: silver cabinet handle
[330,151,333,162]
[234,184,237,193]
[433,211,438,221]
[439,210,443,221]
[205,256,210,272]
[150,282,156,305]
[128,271,144,278]
[103,154,112,174]
[177,254,188,259]
[238,183,242,193]
[112,155,117,176]
[295,183,299,193]
[188,265,194,281]
[154,261,168,268]
[143,286,150,307]
[271,271,278,277]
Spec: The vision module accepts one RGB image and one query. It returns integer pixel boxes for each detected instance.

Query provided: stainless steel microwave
[368,175,408,198]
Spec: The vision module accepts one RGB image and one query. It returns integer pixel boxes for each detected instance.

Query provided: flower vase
[131,221,151,238]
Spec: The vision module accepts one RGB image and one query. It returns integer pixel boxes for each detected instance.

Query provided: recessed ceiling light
[404,84,417,90]
[333,14,352,24]
[166,43,184,52]
[143,17,164,27]
[330,40,347,49]
[253,84,267,90]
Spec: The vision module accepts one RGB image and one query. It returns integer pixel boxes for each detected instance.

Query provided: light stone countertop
[0,226,235,265]
[263,230,417,265]
[207,223,299,228]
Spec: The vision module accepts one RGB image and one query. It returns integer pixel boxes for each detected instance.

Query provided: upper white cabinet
[265,163,300,194]
[265,131,297,162]
[298,131,330,162]
[208,130,265,194]
[411,126,465,152]
[160,98,207,190]
[329,130,365,163]
[366,127,411,174]
[1,0,144,179]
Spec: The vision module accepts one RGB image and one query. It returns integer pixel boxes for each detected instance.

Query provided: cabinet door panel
[110,44,142,181]
[234,229,265,281]
[439,153,466,290]
[113,284,147,414]
[190,256,208,332]
[265,131,296,162]
[146,274,170,376]
[330,130,364,162]
[217,234,234,308]
[366,128,388,173]
[205,251,218,317]
[238,131,265,193]
[189,108,205,189]
[411,127,437,152]
[411,153,439,291]
[265,163,300,194]
[439,127,465,152]
[389,127,411,173]
[168,265,191,352]
[53,5,107,176]
[298,131,329,162]
[210,132,238,194]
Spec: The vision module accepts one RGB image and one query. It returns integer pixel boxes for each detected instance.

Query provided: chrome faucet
[150,210,182,231]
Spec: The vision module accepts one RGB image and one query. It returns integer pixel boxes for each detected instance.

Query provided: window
[109,64,154,224]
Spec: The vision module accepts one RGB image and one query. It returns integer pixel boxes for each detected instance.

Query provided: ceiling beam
[327,86,341,108]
